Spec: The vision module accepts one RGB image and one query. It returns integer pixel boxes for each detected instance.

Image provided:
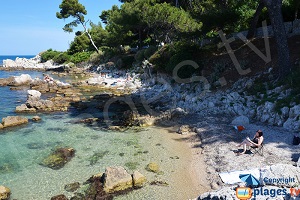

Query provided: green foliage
[149,41,202,78]
[89,51,104,64]
[144,46,157,58]
[149,45,171,71]
[53,52,70,64]
[56,0,87,32]
[40,49,61,63]
[68,33,90,54]
[69,52,92,64]
[116,55,135,69]
[134,49,146,62]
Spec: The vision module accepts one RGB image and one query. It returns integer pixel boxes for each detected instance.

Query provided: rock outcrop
[0,186,11,200]
[2,55,63,70]
[1,116,28,128]
[103,166,133,193]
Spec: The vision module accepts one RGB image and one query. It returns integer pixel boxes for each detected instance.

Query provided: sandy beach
[173,112,299,199]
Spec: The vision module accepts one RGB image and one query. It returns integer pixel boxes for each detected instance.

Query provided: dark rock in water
[84,177,113,200]
[64,182,80,192]
[0,162,18,174]
[46,66,65,72]
[41,147,75,169]
[51,194,69,200]
[88,151,109,166]
[70,193,85,200]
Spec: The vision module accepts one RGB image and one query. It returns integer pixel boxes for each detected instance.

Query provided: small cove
[0,70,205,199]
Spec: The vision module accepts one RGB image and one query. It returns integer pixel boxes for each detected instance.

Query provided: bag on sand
[292,135,300,145]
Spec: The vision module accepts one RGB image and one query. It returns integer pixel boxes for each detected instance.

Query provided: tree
[247,0,265,39]
[263,0,291,78]
[56,0,99,53]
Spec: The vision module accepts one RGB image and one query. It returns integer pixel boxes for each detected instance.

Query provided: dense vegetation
[41,0,299,78]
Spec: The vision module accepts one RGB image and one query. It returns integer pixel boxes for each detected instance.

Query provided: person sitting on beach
[236,130,264,155]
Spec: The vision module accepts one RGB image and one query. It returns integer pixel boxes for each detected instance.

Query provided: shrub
[116,55,135,69]
[144,46,157,59]
[149,45,171,71]
[40,49,60,63]
[53,52,70,64]
[135,49,146,62]
[69,52,92,64]
[89,51,104,64]
[166,51,202,79]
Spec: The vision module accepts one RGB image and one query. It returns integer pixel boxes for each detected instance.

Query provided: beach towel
[219,167,270,185]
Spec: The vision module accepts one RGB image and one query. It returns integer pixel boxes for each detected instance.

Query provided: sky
[0,0,122,55]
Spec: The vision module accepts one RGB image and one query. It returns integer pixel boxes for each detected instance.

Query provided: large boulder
[103,166,133,193]
[2,116,28,128]
[0,186,11,200]
[260,164,300,187]
[15,104,36,113]
[27,90,41,101]
[231,115,250,125]
[10,74,32,86]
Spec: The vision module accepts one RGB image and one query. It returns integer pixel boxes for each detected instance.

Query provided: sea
[0,56,197,199]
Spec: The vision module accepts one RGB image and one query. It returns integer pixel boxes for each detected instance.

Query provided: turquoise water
[0,71,197,199]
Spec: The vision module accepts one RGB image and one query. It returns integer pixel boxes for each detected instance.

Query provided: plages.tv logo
[236,187,252,200]
[236,187,300,199]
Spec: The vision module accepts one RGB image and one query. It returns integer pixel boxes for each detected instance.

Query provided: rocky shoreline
[0,56,299,199]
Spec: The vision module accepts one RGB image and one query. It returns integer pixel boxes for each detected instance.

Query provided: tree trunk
[139,28,142,49]
[81,22,99,54]
[295,1,300,20]
[263,0,291,79]
[247,1,265,39]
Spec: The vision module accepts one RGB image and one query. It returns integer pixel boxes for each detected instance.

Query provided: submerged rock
[50,194,69,200]
[41,147,75,169]
[0,186,11,200]
[145,162,160,173]
[32,116,41,121]
[64,182,80,192]
[2,116,28,128]
[103,166,133,193]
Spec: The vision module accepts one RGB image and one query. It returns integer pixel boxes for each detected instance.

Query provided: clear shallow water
[0,70,198,199]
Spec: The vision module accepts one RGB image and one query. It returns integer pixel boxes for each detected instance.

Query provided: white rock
[13,74,32,85]
[27,90,41,99]
[231,115,250,125]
